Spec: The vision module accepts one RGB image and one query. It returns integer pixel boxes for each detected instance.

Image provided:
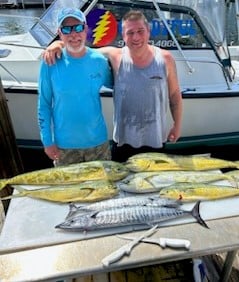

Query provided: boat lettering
[150,19,196,37]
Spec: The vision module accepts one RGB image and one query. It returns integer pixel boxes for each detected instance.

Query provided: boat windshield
[29,0,229,60]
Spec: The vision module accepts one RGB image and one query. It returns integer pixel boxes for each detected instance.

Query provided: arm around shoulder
[42,40,65,65]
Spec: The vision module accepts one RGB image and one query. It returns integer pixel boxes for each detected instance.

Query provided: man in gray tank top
[105,11,182,161]
[43,10,182,162]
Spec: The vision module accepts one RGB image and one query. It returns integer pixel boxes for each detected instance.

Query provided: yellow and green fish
[0,161,129,191]
[1,180,118,203]
[159,183,239,201]
[118,171,235,193]
[126,152,239,172]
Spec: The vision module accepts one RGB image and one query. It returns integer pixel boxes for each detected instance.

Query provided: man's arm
[162,49,183,142]
[42,39,122,70]
[42,40,65,65]
[38,61,60,160]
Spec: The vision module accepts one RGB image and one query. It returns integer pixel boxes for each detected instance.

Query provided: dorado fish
[125,152,239,172]
[64,195,181,220]
[117,171,234,193]
[0,180,118,203]
[55,200,208,231]
[0,161,129,191]
[159,183,239,201]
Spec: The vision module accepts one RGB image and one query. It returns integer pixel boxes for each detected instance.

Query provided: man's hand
[44,145,60,160]
[42,40,64,65]
[167,124,181,143]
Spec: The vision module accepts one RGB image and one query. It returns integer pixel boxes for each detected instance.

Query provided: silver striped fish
[56,201,208,231]
[64,195,181,220]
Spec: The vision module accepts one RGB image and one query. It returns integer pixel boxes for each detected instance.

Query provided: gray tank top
[113,46,169,148]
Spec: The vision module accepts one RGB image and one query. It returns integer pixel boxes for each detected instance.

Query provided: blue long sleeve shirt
[38,47,113,149]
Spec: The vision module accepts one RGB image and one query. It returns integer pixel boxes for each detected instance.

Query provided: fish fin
[191,201,209,229]
[227,178,239,188]
[65,203,79,220]
[90,210,100,218]
[233,161,239,169]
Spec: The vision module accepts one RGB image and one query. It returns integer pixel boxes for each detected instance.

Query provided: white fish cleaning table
[0,190,239,281]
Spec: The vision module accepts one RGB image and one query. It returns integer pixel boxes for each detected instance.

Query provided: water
[0,8,44,36]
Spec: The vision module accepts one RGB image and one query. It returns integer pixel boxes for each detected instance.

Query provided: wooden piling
[0,78,24,213]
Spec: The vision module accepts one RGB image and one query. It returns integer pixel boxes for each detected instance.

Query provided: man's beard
[66,41,85,54]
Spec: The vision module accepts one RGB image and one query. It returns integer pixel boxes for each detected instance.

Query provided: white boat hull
[4,87,239,149]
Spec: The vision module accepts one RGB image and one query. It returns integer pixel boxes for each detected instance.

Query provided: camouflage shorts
[54,141,111,166]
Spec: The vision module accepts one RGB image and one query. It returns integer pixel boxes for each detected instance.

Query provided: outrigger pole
[151,0,194,74]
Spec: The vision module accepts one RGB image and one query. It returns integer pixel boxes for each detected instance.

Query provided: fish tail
[227,177,239,188]
[0,180,8,191]
[1,186,26,200]
[0,193,24,200]
[191,201,209,229]
[234,161,239,169]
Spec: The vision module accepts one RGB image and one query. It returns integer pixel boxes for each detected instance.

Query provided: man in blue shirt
[38,8,113,166]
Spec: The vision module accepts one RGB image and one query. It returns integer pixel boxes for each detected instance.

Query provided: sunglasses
[60,24,85,35]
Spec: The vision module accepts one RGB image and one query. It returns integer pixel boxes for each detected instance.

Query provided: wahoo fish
[64,195,181,220]
[117,171,234,193]
[56,201,208,231]
[0,161,129,191]
[0,180,118,203]
[159,183,239,201]
[125,152,239,172]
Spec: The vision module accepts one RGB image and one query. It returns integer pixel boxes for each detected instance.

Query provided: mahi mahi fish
[0,161,129,191]
[0,180,118,203]
[125,152,239,172]
[117,171,234,193]
[64,195,181,220]
[55,201,208,231]
[159,183,239,201]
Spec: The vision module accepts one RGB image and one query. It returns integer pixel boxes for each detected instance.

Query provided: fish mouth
[55,222,73,229]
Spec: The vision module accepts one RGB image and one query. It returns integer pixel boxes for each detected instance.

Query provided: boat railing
[0,54,233,91]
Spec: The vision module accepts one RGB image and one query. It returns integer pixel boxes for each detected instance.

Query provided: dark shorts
[54,141,111,166]
[111,142,165,163]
